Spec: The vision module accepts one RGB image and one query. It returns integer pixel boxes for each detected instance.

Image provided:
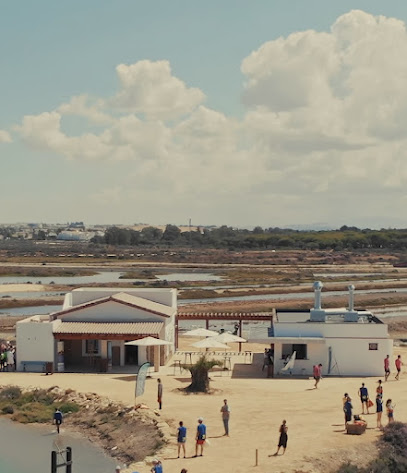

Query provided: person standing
[313,364,322,388]
[157,378,163,410]
[53,407,63,434]
[177,421,187,459]
[358,383,370,414]
[386,399,395,423]
[376,394,383,429]
[220,399,230,436]
[274,420,288,455]
[262,349,269,372]
[395,355,402,380]
[151,459,163,473]
[376,380,383,399]
[194,417,206,457]
[384,355,390,381]
[6,347,14,372]
[343,396,353,427]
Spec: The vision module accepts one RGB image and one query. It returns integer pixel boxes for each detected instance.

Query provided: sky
[2,1,407,229]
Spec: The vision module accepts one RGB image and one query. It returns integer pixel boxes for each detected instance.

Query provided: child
[376,394,383,429]
[386,399,395,424]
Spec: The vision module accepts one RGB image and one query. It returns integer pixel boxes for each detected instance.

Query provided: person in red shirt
[384,355,390,381]
[313,364,322,389]
[395,355,402,380]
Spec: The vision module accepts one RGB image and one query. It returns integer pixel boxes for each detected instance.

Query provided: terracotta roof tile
[52,321,164,335]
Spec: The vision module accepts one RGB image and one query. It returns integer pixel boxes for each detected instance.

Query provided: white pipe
[313,281,323,309]
[348,284,355,311]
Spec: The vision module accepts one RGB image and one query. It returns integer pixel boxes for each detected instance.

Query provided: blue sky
[2,1,407,227]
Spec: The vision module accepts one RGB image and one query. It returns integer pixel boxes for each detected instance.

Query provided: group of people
[384,354,402,381]
[0,343,16,371]
[343,379,396,429]
[147,353,403,471]
[175,399,230,461]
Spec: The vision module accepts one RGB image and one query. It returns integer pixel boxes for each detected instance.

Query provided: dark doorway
[125,345,138,365]
[112,346,121,366]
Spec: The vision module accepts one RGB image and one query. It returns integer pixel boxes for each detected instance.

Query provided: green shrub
[2,405,14,414]
[0,386,21,400]
[58,402,80,414]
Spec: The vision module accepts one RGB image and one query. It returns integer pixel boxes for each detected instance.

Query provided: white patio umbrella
[125,337,172,372]
[125,337,172,346]
[213,333,247,344]
[183,328,219,337]
[191,338,230,349]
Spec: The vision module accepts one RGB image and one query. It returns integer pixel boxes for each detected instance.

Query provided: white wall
[138,347,148,365]
[275,322,389,339]
[16,319,55,371]
[274,342,327,376]
[328,338,393,376]
[273,337,393,377]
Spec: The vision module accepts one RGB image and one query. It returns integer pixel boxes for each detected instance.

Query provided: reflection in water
[0,418,116,473]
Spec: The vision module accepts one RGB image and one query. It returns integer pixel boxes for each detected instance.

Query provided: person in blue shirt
[53,408,63,434]
[151,459,163,473]
[358,383,370,414]
[177,421,187,458]
[343,396,353,427]
[194,417,206,457]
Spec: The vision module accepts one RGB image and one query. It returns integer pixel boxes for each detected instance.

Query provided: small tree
[183,355,222,392]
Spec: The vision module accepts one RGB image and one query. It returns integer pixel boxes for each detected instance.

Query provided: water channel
[0,418,116,473]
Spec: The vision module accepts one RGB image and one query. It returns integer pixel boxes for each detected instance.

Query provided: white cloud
[112,60,205,120]
[57,95,113,125]
[0,130,11,143]
[13,12,407,225]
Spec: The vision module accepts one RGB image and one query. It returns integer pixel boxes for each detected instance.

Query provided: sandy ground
[0,283,47,292]
[1,343,406,473]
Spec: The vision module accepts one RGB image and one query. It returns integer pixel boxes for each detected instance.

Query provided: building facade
[250,282,393,377]
[16,288,177,372]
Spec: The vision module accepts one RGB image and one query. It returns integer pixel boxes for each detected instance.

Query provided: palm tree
[183,355,223,392]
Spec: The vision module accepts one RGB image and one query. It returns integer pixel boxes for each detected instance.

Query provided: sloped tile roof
[52,292,175,319]
[52,320,164,335]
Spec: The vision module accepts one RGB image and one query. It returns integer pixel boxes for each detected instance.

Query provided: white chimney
[348,284,355,311]
[313,281,323,310]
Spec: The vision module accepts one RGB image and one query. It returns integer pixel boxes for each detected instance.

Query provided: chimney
[313,281,323,310]
[348,284,355,311]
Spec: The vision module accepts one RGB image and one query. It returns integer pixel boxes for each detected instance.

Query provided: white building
[251,282,393,377]
[16,288,177,372]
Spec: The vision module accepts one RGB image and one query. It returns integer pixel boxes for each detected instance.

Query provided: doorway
[112,346,121,366]
[125,345,138,365]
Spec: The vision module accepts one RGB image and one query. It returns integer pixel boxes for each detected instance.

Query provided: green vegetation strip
[0,386,79,423]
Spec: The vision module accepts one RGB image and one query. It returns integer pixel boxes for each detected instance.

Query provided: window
[369,343,378,351]
[282,344,307,360]
[85,340,99,355]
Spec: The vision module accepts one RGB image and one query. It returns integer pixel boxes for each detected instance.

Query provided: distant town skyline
[2,2,407,228]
